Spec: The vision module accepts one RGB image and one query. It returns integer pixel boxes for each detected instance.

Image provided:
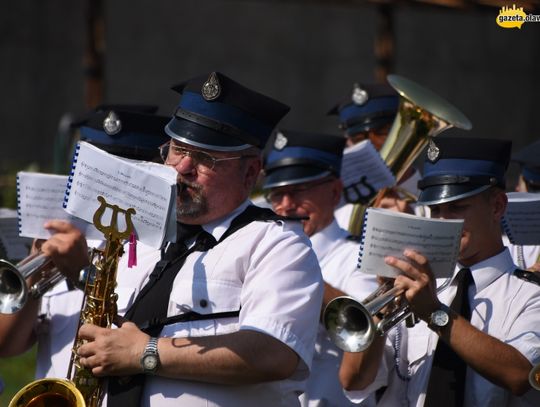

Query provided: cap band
[80,127,165,149]
[523,167,540,183]
[338,96,399,123]
[266,146,342,174]
[418,174,500,189]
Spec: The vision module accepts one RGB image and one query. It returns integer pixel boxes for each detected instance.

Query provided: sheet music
[502,192,540,245]
[359,208,463,278]
[17,172,101,240]
[64,141,177,249]
[340,140,396,204]
[0,212,32,261]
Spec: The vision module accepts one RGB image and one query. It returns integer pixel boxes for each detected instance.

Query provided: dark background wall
[1,0,539,188]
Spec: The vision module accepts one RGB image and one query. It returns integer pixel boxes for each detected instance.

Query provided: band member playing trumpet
[262,129,378,406]
[340,137,540,406]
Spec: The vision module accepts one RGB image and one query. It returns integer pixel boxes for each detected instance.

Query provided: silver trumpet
[0,252,63,314]
[324,280,451,353]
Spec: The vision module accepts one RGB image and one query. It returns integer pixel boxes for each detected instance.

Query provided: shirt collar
[457,247,514,293]
[310,219,348,260]
[202,200,252,242]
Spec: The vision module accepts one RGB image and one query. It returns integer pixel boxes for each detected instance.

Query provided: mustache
[177,178,202,194]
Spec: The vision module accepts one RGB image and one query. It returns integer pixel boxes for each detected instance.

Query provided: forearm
[157,330,300,385]
[0,296,39,356]
[339,332,386,390]
[440,313,532,395]
[323,282,345,309]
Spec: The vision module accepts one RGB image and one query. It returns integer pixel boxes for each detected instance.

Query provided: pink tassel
[128,232,137,268]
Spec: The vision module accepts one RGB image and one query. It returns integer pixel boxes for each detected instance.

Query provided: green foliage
[0,346,36,403]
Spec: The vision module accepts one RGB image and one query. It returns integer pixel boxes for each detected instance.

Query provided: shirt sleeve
[238,220,324,373]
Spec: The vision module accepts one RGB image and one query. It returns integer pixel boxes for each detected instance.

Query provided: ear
[331,178,343,207]
[492,189,507,221]
[243,157,262,192]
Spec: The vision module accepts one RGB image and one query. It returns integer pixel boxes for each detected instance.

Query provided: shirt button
[199,299,208,308]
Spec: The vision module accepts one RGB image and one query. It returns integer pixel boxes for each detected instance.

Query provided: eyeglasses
[159,142,253,172]
[265,178,334,205]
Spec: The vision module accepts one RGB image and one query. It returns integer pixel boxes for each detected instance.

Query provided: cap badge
[274,132,288,150]
[427,139,440,162]
[202,72,221,101]
[103,111,122,135]
[352,83,369,105]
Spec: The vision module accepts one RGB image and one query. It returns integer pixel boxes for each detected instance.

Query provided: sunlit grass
[0,346,36,404]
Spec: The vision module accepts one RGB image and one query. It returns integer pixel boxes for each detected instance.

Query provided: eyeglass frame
[158,141,257,171]
[264,177,336,205]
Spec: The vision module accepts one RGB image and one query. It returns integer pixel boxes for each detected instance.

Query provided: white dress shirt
[36,201,323,407]
[299,220,378,407]
[345,248,540,406]
[503,235,540,270]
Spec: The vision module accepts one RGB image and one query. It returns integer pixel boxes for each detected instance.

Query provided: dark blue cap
[417,137,512,205]
[73,104,170,161]
[512,139,540,183]
[262,129,345,189]
[165,72,290,151]
[328,83,399,136]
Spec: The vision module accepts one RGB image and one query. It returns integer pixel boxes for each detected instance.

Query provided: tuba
[347,74,472,235]
[9,196,135,407]
[530,364,540,391]
[325,75,472,353]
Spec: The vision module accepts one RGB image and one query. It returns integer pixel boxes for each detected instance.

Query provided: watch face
[142,354,158,371]
[432,310,449,327]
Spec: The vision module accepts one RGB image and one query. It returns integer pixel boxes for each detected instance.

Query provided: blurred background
[1,0,539,402]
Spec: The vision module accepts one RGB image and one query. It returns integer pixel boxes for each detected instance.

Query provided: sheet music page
[17,172,101,240]
[64,141,177,249]
[502,192,540,245]
[340,140,396,204]
[359,208,463,278]
[0,212,32,261]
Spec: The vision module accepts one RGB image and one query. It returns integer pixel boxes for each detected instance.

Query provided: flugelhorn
[347,74,472,235]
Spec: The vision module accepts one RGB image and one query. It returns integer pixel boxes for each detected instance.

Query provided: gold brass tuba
[347,74,472,235]
[9,196,136,407]
[529,363,540,391]
[325,75,472,353]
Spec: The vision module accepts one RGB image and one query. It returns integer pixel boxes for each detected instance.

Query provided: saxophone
[9,196,136,407]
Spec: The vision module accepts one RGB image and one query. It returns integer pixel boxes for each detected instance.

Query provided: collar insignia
[202,72,221,101]
[103,111,122,135]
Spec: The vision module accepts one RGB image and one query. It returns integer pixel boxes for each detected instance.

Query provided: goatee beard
[177,180,207,218]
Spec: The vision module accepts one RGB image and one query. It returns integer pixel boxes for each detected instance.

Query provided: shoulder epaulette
[514,269,540,286]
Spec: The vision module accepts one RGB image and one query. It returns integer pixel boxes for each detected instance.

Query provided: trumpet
[324,279,451,353]
[0,252,62,315]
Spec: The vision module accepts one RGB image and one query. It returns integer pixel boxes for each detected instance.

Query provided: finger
[43,219,79,233]
[78,323,100,340]
[402,249,429,268]
[385,256,425,281]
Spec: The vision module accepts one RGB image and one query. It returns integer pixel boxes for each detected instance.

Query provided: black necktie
[107,222,217,405]
[424,268,474,407]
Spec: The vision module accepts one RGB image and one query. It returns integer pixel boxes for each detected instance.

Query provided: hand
[384,249,440,322]
[40,220,90,282]
[77,320,149,377]
[527,261,540,273]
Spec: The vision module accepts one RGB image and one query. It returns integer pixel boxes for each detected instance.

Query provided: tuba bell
[326,75,471,353]
[347,74,472,235]
[9,196,136,407]
[529,363,540,391]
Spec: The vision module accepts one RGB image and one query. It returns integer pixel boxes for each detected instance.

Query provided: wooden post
[84,0,105,109]
[374,3,395,83]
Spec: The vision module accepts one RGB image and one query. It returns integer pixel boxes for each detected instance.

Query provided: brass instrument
[9,196,136,407]
[325,75,472,353]
[0,252,71,315]
[347,74,472,235]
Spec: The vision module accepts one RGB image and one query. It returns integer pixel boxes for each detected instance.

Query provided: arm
[0,220,89,356]
[77,322,299,384]
[388,249,533,396]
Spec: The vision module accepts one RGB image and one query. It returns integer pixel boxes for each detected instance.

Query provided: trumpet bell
[8,378,85,407]
[0,259,27,314]
[323,296,375,353]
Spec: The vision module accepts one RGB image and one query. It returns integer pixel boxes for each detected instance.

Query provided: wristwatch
[140,337,160,374]
[429,304,450,329]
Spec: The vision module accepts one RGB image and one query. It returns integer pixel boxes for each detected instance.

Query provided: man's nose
[173,155,197,175]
